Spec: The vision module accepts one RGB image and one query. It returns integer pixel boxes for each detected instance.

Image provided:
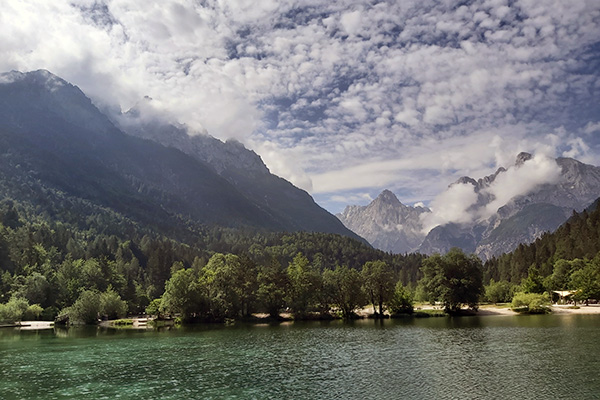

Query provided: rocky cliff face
[337,190,429,253]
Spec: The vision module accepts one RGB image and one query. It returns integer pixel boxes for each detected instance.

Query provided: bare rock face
[337,190,430,254]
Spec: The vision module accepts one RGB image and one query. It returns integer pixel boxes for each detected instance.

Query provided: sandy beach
[472,304,600,316]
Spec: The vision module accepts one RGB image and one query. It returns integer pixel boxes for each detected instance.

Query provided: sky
[1,0,599,214]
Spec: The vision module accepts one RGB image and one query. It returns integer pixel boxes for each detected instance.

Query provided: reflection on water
[1,315,599,399]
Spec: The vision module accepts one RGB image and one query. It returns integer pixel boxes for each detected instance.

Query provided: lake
[1,314,599,399]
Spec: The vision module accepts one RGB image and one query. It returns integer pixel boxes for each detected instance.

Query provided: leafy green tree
[199,253,255,319]
[145,298,162,318]
[484,279,515,304]
[0,296,29,322]
[323,265,364,318]
[388,281,414,314]
[569,261,600,305]
[68,290,102,324]
[100,287,128,320]
[286,253,322,316]
[14,272,51,307]
[420,248,484,313]
[24,304,43,320]
[361,260,395,316]
[521,266,545,294]
[257,258,288,318]
[160,268,202,319]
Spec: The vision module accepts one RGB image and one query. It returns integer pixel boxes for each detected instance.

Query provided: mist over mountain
[0,70,363,241]
[339,153,600,258]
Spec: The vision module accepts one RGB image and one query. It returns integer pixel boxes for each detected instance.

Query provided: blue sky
[1,0,599,214]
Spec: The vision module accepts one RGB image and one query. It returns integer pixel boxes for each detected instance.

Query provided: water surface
[1,315,599,399]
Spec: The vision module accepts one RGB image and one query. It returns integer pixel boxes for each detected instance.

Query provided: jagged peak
[375,189,402,205]
[515,152,533,166]
[455,176,477,186]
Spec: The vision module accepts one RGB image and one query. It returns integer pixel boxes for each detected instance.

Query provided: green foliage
[0,297,29,322]
[286,253,322,316]
[388,281,414,315]
[24,304,43,320]
[520,266,546,294]
[323,265,364,318]
[484,279,515,304]
[67,290,102,324]
[256,258,288,318]
[100,288,127,320]
[145,298,162,318]
[160,268,202,319]
[569,261,600,304]
[511,292,550,314]
[361,260,395,316]
[420,248,484,313]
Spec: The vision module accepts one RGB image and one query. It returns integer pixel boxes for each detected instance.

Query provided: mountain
[484,197,600,283]
[0,70,363,241]
[339,153,600,259]
[336,190,429,254]
[422,153,600,258]
[117,103,362,239]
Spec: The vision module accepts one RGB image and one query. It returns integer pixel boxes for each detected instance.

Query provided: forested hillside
[484,198,600,283]
[0,197,423,322]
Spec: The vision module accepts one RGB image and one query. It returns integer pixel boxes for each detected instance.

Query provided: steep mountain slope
[118,111,362,239]
[0,70,362,240]
[337,190,429,253]
[485,197,600,283]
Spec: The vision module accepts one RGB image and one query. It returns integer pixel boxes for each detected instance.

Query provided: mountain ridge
[338,152,600,258]
[0,69,364,242]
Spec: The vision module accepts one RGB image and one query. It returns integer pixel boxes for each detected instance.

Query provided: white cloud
[420,183,479,233]
[419,153,562,234]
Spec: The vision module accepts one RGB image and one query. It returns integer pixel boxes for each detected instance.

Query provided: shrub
[388,281,414,315]
[511,292,550,314]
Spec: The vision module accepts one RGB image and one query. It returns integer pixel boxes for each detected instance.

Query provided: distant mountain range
[338,153,600,258]
[0,70,363,241]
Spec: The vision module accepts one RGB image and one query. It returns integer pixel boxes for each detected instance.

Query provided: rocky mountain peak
[375,189,401,205]
[337,189,430,254]
[515,152,533,166]
[0,69,116,136]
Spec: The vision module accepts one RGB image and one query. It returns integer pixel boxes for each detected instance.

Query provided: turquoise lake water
[1,314,599,399]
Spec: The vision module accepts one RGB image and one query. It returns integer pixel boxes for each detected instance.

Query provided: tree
[521,265,545,294]
[388,281,414,315]
[484,279,515,304]
[511,292,550,313]
[66,290,102,324]
[362,260,395,316]
[286,253,321,316]
[160,267,202,319]
[569,261,600,305]
[420,248,484,313]
[0,296,29,322]
[100,287,128,320]
[323,265,364,318]
[257,258,288,318]
[199,253,256,319]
